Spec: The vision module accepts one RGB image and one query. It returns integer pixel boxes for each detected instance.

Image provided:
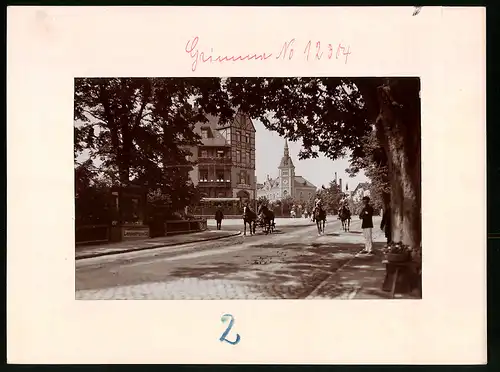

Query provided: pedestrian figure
[359,196,374,254]
[215,206,224,230]
[380,206,392,244]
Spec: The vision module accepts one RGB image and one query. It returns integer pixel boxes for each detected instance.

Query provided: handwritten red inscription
[185,37,351,71]
[185,37,273,72]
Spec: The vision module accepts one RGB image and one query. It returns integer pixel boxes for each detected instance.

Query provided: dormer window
[201,127,209,139]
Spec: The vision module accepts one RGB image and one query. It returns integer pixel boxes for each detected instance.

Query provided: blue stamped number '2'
[219,314,241,345]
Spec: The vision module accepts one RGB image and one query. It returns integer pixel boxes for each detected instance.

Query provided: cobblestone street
[76,217,386,300]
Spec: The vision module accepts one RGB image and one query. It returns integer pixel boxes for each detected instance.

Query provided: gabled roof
[293,176,316,189]
[210,111,256,132]
[353,182,370,194]
[193,120,229,147]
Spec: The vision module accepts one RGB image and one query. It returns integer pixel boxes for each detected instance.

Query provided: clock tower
[278,139,295,198]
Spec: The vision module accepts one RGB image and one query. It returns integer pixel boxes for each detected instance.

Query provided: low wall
[76,219,208,244]
[75,225,110,245]
[164,219,208,235]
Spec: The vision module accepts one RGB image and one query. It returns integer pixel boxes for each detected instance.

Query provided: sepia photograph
[74,77,422,300]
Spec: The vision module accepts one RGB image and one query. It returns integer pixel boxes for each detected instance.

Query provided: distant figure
[215,206,224,230]
[242,202,257,236]
[359,196,374,254]
[257,203,275,234]
[380,206,392,243]
[313,200,327,235]
[339,203,351,232]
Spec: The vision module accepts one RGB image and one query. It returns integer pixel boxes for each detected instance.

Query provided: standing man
[215,205,224,230]
[380,206,392,244]
[359,196,374,254]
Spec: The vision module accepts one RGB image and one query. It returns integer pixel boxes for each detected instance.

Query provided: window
[240,171,247,185]
[236,130,241,142]
[236,150,241,163]
[283,190,288,196]
[216,149,224,158]
[244,133,249,143]
[200,149,208,158]
[216,170,224,182]
[300,191,303,199]
[201,128,209,139]
[199,170,208,182]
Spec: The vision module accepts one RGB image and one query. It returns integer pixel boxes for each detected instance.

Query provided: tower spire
[284,139,289,156]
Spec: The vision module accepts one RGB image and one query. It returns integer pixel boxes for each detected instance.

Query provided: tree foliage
[346,130,391,211]
[74,78,234,218]
[222,77,421,247]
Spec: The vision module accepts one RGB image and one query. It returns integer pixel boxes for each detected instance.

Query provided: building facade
[257,140,317,203]
[187,112,257,202]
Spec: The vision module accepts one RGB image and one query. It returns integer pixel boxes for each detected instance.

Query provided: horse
[313,206,327,235]
[338,205,351,232]
[242,205,257,236]
[257,204,275,234]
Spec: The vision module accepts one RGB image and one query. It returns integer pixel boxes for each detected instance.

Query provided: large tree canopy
[74,77,234,221]
[221,77,421,247]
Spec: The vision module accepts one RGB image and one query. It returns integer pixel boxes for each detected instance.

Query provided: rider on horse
[313,197,323,214]
[338,200,351,232]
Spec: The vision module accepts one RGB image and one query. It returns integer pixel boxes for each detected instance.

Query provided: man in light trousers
[359,196,374,255]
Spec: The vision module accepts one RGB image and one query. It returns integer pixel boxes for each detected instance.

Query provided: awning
[201,197,240,202]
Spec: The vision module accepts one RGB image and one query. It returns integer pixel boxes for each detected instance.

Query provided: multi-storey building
[187,112,256,202]
[257,140,317,203]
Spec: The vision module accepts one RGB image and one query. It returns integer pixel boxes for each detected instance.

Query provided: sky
[253,119,368,191]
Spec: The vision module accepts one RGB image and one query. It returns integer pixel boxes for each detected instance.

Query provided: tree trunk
[375,79,421,248]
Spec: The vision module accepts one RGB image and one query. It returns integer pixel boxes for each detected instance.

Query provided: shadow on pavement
[167,241,376,299]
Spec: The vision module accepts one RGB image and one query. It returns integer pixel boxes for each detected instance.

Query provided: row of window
[199,170,229,182]
[235,149,252,164]
[201,190,231,198]
[197,148,253,164]
[234,130,251,144]
[199,148,228,158]
[198,170,251,185]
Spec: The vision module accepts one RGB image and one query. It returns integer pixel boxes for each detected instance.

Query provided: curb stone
[76,231,242,260]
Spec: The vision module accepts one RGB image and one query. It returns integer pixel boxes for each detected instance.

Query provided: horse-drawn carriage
[242,203,275,235]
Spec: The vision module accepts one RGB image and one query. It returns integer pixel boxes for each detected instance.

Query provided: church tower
[278,139,295,198]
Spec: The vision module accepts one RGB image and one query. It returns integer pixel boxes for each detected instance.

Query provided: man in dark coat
[359,196,374,254]
[215,206,224,230]
[380,206,392,244]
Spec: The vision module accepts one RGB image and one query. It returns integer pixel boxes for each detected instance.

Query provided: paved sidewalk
[75,229,241,260]
[307,227,420,299]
